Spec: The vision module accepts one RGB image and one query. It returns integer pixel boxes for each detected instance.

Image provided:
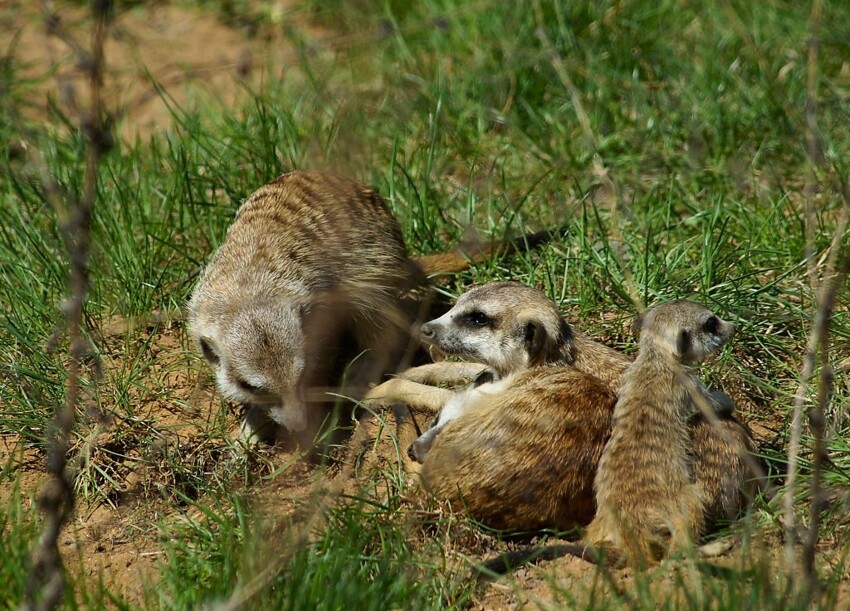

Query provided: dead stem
[22,2,113,610]
[783,0,850,602]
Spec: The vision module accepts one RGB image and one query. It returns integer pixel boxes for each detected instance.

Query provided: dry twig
[782,0,850,602]
[21,2,113,610]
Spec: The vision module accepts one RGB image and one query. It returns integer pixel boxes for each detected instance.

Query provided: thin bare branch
[22,2,113,610]
[783,0,821,591]
[782,0,850,602]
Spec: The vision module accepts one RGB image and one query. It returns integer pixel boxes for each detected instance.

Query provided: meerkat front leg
[363,377,453,413]
[395,362,488,386]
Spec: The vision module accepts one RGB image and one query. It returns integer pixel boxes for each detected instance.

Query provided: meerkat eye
[236,378,265,395]
[702,316,720,335]
[463,310,492,327]
[199,338,220,366]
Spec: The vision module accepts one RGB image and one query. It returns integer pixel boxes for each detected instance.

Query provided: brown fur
[586,300,737,566]
[420,367,615,531]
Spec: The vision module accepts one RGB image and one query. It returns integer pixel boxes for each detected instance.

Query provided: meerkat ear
[524,320,553,366]
[677,329,691,359]
[631,313,646,339]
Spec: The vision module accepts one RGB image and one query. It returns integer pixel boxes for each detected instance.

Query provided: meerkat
[358,283,763,535]
[188,170,424,450]
[585,300,737,567]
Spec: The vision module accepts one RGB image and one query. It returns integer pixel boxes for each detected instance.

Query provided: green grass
[1,0,849,608]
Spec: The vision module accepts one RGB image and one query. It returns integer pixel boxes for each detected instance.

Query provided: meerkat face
[193,302,309,432]
[634,300,737,365]
[420,281,570,375]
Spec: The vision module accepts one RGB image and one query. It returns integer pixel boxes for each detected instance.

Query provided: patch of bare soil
[1,0,329,142]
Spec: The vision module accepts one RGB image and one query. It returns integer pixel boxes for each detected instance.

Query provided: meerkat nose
[421,322,435,339]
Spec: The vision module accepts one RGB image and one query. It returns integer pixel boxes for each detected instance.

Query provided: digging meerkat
[585,300,738,566]
[360,283,763,533]
[189,171,561,452]
[188,170,427,450]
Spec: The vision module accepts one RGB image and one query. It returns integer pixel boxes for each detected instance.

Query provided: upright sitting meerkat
[585,300,737,566]
[360,283,762,533]
[189,170,421,450]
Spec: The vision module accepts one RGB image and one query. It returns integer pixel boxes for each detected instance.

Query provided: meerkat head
[632,300,737,365]
[420,281,573,376]
[191,300,309,432]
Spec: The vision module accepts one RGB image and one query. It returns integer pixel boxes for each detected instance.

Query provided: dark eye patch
[236,378,266,395]
[702,316,720,335]
[199,338,220,366]
[461,310,492,328]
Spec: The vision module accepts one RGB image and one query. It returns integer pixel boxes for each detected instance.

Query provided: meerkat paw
[396,362,488,386]
[363,378,452,414]
[698,538,735,558]
[236,405,278,447]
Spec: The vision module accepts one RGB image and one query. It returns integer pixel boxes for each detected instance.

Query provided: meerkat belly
[409,374,514,463]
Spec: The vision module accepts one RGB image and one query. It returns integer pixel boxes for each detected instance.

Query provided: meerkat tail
[413,225,568,277]
[476,542,621,577]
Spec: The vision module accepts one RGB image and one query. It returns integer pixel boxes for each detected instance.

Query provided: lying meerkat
[189,172,563,452]
[360,283,762,534]
[585,300,738,566]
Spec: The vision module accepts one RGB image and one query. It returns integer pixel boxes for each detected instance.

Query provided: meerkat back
[418,367,617,532]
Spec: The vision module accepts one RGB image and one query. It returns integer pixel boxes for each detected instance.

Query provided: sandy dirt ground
[1,0,329,141]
